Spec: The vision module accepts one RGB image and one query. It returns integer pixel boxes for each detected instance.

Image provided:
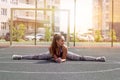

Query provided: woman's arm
[61,59,66,62]
[49,46,67,63]
[56,45,67,63]
[53,54,58,60]
[49,47,59,62]
[55,58,66,63]
[61,45,68,60]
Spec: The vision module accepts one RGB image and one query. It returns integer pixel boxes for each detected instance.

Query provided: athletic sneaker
[96,56,106,62]
[12,55,22,60]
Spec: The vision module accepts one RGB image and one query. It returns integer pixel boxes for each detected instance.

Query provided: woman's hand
[61,59,66,62]
[55,58,62,63]
[55,58,66,63]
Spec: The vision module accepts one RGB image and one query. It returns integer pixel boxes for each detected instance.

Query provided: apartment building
[0,0,60,37]
[93,0,102,30]
[93,0,120,39]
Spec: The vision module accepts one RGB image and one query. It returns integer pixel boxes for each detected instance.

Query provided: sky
[59,0,93,34]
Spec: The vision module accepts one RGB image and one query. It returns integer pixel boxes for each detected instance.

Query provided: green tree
[12,24,26,41]
[94,30,102,42]
[109,29,117,41]
[70,32,79,42]
[45,27,51,41]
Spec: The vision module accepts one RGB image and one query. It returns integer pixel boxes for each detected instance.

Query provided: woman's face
[56,36,65,47]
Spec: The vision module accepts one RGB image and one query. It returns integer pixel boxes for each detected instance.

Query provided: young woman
[12,34,106,63]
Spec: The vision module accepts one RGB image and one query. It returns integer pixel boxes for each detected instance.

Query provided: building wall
[0,0,10,36]
[93,0,102,30]
[0,0,60,37]
[93,0,120,39]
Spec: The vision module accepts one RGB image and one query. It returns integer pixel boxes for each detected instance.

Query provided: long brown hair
[51,34,62,55]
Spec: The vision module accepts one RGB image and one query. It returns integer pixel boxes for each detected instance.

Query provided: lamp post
[34,0,37,45]
[73,0,76,46]
[10,9,13,45]
[44,0,46,18]
[52,6,55,33]
[52,0,55,34]
[111,0,114,47]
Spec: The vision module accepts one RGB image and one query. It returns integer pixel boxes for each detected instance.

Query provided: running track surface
[0,47,120,80]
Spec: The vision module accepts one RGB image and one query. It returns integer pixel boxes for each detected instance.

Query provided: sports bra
[56,46,63,57]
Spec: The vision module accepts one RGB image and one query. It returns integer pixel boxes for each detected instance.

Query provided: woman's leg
[67,51,82,61]
[12,51,52,60]
[67,51,106,62]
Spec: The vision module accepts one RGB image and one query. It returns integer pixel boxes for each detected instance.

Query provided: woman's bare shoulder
[48,46,52,50]
[62,45,68,49]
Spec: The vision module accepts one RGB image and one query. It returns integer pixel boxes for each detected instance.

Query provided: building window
[106,0,109,3]
[1,0,7,2]
[55,17,60,24]
[26,0,29,4]
[47,5,51,8]
[1,8,7,15]
[54,0,60,4]
[26,12,29,16]
[10,0,18,4]
[105,13,109,19]
[1,22,7,30]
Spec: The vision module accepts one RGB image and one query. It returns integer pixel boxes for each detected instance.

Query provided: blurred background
[0,0,119,47]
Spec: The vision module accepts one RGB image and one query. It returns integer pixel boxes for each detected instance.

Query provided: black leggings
[21,51,98,61]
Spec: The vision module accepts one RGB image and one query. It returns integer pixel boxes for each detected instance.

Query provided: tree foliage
[109,29,117,41]
[94,30,102,42]
[12,24,26,41]
[45,27,51,41]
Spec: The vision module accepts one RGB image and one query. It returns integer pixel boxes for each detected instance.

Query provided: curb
[1,45,120,48]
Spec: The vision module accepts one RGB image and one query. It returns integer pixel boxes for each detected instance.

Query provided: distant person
[12,34,106,63]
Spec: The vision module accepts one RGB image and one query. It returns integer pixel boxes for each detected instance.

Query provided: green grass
[0,40,120,47]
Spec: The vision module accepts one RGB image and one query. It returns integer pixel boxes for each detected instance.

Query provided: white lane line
[0,61,120,64]
[0,61,34,64]
[0,57,10,58]
[0,68,120,74]
[0,61,119,64]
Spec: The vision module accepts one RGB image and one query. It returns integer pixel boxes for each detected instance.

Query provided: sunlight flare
[60,0,93,34]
